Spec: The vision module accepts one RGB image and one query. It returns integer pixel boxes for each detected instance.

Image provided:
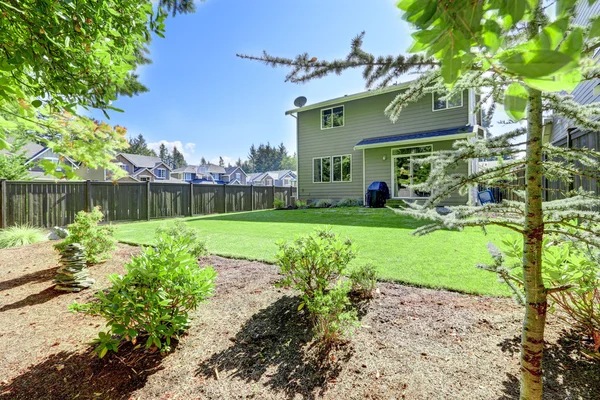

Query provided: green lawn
[114,207,512,296]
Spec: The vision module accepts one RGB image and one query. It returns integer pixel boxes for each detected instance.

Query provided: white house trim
[354,132,474,151]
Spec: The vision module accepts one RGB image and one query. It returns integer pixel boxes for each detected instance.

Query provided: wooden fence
[0,180,294,228]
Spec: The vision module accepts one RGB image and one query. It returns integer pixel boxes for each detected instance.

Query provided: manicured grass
[113,207,511,296]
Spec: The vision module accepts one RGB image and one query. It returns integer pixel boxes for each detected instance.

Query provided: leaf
[556,0,578,17]
[594,84,600,96]
[99,346,108,358]
[500,50,574,78]
[504,83,528,122]
[31,99,42,108]
[559,28,584,57]
[590,16,600,39]
[501,0,527,26]
[297,302,305,311]
[441,51,462,84]
[524,68,582,93]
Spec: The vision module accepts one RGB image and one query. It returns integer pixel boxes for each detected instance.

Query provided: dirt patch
[1,243,598,399]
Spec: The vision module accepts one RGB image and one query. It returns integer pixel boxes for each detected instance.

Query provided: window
[283,178,290,186]
[184,173,193,181]
[140,177,151,182]
[332,155,352,182]
[155,168,166,179]
[120,164,129,172]
[392,145,432,198]
[313,157,331,182]
[321,106,344,129]
[433,92,463,111]
[236,172,241,180]
[265,178,273,186]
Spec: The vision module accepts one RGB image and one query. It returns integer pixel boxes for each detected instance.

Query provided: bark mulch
[0,242,598,399]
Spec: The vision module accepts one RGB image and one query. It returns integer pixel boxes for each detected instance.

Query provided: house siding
[550,1,600,145]
[297,89,470,200]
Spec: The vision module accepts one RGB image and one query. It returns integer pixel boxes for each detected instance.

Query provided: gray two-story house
[286,82,483,205]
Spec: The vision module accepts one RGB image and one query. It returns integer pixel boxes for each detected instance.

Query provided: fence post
[224,185,228,213]
[189,182,194,217]
[1,179,6,229]
[85,180,92,212]
[146,181,151,221]
[272,183,275,208]
[251,184,254,211]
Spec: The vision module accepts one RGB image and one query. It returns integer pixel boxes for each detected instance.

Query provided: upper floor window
[265,178,273,186]
[236,172,241,180]
[433,92,463,111]
[155,168,166,178]
[184,173,193,181]
[321,106,344,129]
[120,164,129,172]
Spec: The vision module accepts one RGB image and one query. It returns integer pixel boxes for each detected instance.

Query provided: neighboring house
[1,141,79,180]
[248,170,296,187]
[171,165,200,182]
[285,83,484,204]
[223,166,247,185]
[78,153,174,182]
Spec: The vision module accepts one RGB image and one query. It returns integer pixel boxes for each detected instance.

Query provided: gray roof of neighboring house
[172,165,198,173]
[119,153,170,169]
[224,166,245,176]
[131,167,157,178]
[267,169,296,179]
[198,163,226,174]
[1,141,49,159]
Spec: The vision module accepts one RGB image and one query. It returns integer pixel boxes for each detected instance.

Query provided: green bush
[0,225,46,248]
[155,220,208,258]
[337,198,363,207]
[295,199,308,209]
[313,199,335,208]
[273,198,286,209]
[55,206,115,265]
[276,228,359,344]
[70,233,217,358]
[484,236,600,353]
[308,281,360,347]
[349,263,378,298]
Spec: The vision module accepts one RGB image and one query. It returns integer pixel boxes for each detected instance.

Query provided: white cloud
[148,140,196,161]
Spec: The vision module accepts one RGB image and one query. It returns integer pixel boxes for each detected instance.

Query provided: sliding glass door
[392,145,432,198]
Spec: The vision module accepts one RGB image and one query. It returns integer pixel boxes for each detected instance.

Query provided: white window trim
[155,168,166,178]
[320,105,345,130]
[432,91,463,112]
[390,144,433,199]
[312,155,352,183]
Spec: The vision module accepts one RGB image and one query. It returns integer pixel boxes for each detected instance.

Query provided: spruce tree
[171,146,186,169]
[128,134,157,157]
[218,156,225,167]
[240,1,600,398]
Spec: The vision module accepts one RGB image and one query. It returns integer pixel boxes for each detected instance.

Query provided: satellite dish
[294,96,307,108]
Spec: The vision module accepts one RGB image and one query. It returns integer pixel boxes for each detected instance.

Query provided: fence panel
[6,181,86,227]
[225,185,253,213]
[90,182,147,222]
[150,183,190,219]
[192,184,225,215]
[274,187,293,207]
[253,186,273,210]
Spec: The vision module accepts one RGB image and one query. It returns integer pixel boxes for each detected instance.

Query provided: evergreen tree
[240,1,600,398]
[218,156,225,167]
[127,134,157,156]
[200,156,207,165]
[159,144,169,163]
[171,146,186,169]
[0,134,30,180]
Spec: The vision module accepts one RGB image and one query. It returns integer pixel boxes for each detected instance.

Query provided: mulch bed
[0,242,598,399]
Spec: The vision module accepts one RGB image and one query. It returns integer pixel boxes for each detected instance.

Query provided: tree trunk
[520,86,547,400]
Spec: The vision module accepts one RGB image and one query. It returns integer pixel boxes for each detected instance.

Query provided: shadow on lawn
[196,295,355,400]
[496,332,600,400]
[0,267,59,292]
[0,343,166,400]
[187,207,431,230]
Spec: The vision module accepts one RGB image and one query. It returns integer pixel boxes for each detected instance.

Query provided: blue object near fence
[478,189,495,205]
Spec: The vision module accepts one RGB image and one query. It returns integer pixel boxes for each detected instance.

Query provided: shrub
[273,198,286,209]
[0,225,46,248]
[155,220,208,258]
[276,228,359,345]
[483,236,600,353]
[337,198,363,207]
[308,281,360,346]
[349,263,378,298]
[314,199,334,208]
[295,199,308,209]
[70,233,217,358]
[55,206,115,265]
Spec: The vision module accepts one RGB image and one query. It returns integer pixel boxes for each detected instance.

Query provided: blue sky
[92,0,508,165]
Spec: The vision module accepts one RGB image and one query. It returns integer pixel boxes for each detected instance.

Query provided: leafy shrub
[155,220,208,258]
[273,198,286,209]
[70,233,217,358]
[0,225,46,248]
[313,199,335,208]
[295,199,308,209]
[349,263,378,298]
[55,206,115,265]
[308,281,360,347]
[483,236,600,353]
[337,198,363,207]
[276,228,359,344]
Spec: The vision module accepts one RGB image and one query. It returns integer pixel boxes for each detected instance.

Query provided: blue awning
[354,125,474,149]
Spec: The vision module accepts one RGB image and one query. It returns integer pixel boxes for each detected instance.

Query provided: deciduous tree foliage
[0,0,197,178]
[240,1,600,399]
